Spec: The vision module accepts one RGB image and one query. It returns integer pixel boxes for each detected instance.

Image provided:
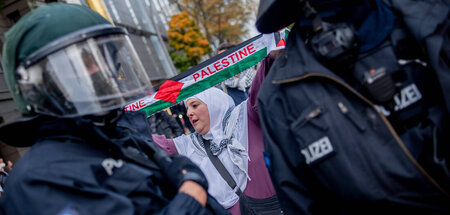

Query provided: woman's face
[186,98,210,135]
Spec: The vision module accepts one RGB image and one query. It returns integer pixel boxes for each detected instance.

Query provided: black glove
[156,154,208,191]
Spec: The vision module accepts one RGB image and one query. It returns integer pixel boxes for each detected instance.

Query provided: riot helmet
[256,0,370,33]
[256,0,301,33]
[2,3,153,117]
[256,0,365,69]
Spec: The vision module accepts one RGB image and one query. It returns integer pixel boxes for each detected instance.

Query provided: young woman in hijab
[153,54,282,215]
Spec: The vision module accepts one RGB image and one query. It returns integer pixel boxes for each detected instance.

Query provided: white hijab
[173,87,249,209]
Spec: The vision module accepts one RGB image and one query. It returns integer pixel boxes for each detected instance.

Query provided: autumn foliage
[168,11,211,72]
[177,0,255,46]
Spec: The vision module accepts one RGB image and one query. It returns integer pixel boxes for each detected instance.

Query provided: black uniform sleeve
[425,12,450,112]
[258,93,319,215]
[1,168,138,215]
[0,162,226,215]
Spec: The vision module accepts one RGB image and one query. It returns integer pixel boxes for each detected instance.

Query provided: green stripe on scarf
[142,48,267,116]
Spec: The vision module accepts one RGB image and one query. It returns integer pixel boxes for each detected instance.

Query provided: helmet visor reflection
[17,34,153,117]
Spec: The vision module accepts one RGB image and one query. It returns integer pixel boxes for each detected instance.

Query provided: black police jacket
[0,111,228,215]
[257,0,450,214]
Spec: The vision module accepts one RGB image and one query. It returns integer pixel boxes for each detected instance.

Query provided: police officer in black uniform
[256,0,450,214]
[0,3,228,215]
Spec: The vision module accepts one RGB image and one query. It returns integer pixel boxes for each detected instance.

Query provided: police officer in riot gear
[0,3,228,215]
[256,0,450,214]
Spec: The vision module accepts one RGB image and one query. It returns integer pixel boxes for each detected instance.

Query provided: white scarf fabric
[223,67,256,92]
[173,87,249,209]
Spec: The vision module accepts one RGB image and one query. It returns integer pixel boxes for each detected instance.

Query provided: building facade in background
[103,0,178,81]
[0,0,178,161]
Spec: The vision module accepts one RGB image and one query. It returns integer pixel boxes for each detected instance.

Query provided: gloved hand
[156,154,208,191]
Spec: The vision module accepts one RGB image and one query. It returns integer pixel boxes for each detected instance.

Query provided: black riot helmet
[256,0,369,33]
[256,0,302,33]
[3,3,154,118]
[256,0,360,68]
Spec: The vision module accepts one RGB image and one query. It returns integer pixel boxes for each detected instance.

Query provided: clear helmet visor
[17,33,153,117]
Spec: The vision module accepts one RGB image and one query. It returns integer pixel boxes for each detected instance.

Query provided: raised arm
[152,134,179,155]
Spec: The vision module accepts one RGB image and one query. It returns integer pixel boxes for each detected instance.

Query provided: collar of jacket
[270,25,343,84]
[0,115,81,147]
[0,110,148,148]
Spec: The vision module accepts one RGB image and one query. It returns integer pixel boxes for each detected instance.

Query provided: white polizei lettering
[102,158,124,176]
[312,143,320,157]
[375,84,422,116]
[394,84,422,111]
[320,138,333,155]
[301,136,334,164]
[393,94,401,110]
[301,149,312,164]
[404,84,421,107]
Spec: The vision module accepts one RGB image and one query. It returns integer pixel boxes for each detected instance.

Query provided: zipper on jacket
[273,73,450,197]
[293,108,325,130]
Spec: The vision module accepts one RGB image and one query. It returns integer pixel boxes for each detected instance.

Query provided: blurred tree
[168,11,212,72]
[176,0,255,49]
